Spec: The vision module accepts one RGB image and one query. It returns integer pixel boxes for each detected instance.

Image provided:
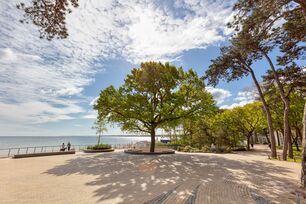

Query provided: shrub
[201,146,210,153]
[215,146,224,153]
[87,144,112,150]
[183,145,193,152]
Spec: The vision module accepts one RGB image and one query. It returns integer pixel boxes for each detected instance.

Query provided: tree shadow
[45,152,305,203]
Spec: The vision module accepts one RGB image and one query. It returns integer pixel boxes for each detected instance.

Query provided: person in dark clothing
[67,142,71,151]
[60,143,66,151]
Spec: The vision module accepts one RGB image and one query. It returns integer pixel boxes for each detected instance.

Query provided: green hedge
[178,145,232,153]
[87,144,112,150]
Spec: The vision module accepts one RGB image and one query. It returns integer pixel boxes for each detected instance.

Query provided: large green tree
[205,45,277,158]
[263,66,306,156]
[228,0,305,160]
[223,102,266,150]
[94,62,215,152]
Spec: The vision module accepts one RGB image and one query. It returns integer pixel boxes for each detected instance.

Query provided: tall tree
[94,62,215,152]
[230,102,266,150]
[205,45,277,158]
[263,66,306,156]
[301,102,306,187]
[229,0,305,160]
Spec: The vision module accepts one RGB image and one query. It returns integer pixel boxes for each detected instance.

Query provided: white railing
[0,144,90,158]
[0,142,149,158]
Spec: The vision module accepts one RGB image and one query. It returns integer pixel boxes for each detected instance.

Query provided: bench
[13,150,75,159]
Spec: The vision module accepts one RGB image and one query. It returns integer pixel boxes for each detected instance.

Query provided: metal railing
[0,144,90,158]
[0,142,149,158]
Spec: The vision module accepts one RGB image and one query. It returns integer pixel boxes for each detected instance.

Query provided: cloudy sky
[0,0,270,136]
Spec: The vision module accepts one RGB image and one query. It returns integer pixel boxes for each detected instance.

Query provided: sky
[0,0,273,136]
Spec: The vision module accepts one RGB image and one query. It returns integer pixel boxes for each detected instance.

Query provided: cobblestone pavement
[0,146,305,204]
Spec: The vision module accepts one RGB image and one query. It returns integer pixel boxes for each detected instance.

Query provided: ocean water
[0,136,151,150]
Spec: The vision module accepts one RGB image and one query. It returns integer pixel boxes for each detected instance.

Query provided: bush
[182,145,193,152]
[87,144,112,150]
[201,146,210,153]
[179,145,232,153]
[215,146,224,153]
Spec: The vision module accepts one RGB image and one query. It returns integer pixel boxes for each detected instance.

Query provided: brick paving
[0,146,305,204]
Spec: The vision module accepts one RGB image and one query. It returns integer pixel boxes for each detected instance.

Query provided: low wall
[83,149,114,153]
[13,150,75,159]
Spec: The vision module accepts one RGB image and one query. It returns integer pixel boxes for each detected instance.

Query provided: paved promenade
[0,145,305,204]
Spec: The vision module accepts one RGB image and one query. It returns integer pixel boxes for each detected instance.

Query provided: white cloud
[82,110,98,119]
[83,114,97,119]
[0,0,235,134]
[89,97,99,106]
[0,101,83,124]
[206,86,232,105]
[220,90,256,109]
[220,100,252,109]
[234,91,256,102]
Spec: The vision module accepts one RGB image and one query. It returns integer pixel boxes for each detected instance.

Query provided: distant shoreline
[0,135,169,137]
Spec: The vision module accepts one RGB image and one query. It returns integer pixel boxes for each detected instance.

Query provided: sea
[0,136,155,157]
[0,136,151,150]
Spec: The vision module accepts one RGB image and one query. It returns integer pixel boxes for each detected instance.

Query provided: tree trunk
[288,126,293,158]
[247,135,250,151]
[282,99,291,160]
[97,134,101,145]
[150,128,156,152]
[300,102,306,188]
[264,129,271,144]
[276,131,281,146]
[261,51,290,160]
[294,136,300,151]
[296,127,303,145]
[249,69,277,158]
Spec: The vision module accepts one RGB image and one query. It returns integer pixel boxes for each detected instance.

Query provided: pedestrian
[211,143,216,153]
[60,143,66,151]
[67,142,71,151]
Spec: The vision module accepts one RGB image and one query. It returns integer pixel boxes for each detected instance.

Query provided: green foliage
[275,146,302,163]
[206,0,305,159]
[174,101,267,151]
[179,145,231,153]
[94,61,215,152]
[87,144,112,150]
[201,145,210,152]
[182,145,193,152]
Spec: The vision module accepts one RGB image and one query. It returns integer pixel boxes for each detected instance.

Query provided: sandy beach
[0,146,304,204]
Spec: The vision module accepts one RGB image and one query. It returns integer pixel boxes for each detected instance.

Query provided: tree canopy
[94,62,216,152]
[17,0,79,40]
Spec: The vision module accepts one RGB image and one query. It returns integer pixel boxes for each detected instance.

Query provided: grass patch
[274,145,302,163]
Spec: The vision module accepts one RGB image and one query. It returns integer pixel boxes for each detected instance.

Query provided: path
[0,145,304,204]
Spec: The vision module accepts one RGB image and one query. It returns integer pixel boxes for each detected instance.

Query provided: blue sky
[0,0,274,136]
